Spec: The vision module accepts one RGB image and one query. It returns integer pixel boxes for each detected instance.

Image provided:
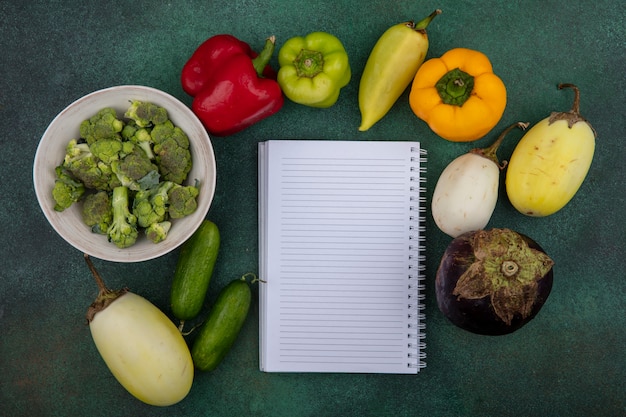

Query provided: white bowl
[33,85,216,262]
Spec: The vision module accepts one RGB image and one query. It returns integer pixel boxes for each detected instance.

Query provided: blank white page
[259,140,426,373]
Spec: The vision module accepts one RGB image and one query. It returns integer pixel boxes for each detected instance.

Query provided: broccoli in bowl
[51,100,199,249]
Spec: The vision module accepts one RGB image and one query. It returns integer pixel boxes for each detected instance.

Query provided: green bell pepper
[277,32,351,108]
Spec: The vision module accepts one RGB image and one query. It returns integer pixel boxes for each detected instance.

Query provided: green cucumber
[191,277,251,371]
[170,220,220,321]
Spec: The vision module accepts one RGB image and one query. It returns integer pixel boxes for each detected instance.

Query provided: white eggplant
[84,255,193,407]
[432,123,527,237]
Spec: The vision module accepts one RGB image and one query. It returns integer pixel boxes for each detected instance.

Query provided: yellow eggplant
[358,9,441,131]
[506,84,596,217]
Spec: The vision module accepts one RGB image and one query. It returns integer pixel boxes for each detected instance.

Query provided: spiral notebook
[258,140,426,374]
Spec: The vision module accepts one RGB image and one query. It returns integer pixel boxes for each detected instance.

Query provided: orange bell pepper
[409,48,507,142]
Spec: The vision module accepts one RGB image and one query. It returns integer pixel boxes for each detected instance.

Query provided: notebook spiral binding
[407,147,427,370]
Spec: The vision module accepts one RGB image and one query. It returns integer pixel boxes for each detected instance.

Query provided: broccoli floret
[63,138,90,161]
[96,160,123,190]
[82,191,113,234]
[145,221,172,244]
[89,138,134,164]
[62,139,118,191]
[127,125,155,160]
[121,120,138,140]
[124,100,169,128]
[110,145,159,191]
[132,181,174,228]
[79,107,124,145]
[121,121,150,157]
[168,182,199,219]
[89,138,122,164]
[151,121,192,184]
[107,186,138,248]
[52,166,85,211]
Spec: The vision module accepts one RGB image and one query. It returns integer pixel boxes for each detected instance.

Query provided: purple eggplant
[435,228,554,335]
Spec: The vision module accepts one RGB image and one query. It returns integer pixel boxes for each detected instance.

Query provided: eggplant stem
[501,260,520,277]
[84,253,128,323]
[558,83,580,114]
[84,253,111,295]
[471,122,529,169]
[548,84,596,135]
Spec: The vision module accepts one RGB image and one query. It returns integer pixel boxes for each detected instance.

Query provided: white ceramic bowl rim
[33,85,216,262]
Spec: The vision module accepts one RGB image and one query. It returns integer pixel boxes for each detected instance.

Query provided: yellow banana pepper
[409,48,507,142]
[358,9,441,131]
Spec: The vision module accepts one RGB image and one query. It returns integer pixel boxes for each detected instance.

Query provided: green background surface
[1,1,624,416]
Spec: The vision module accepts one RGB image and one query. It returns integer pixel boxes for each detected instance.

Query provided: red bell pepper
[181,34,283,136]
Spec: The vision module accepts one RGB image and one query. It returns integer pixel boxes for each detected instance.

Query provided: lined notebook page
[258,140,426,374]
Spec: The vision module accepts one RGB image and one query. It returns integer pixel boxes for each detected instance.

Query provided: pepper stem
[84,253,127,323]
[252,36,276,77]
[436,68,475,106]
[293,49,324,79]
[413,9,442,31]
[470,122,529,169]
